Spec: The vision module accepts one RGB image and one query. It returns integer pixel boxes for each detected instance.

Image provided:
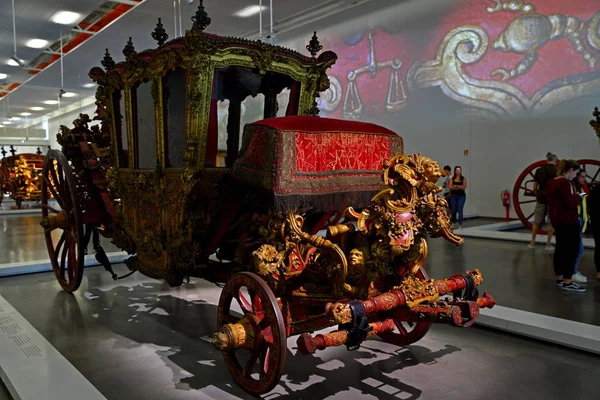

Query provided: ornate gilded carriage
[40,2,495,396]
[0,148,46,208]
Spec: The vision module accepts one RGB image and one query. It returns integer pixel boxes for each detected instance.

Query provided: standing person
[546,159,584,292]
[587,182,600,282]
[572,169,589,283]
[448,166,467,229]
[528,152,558,251]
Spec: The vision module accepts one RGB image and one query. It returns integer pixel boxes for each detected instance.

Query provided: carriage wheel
[40,150,84,293]
[378,267,432,346]
[216,272,286,396]
[512,160,548,234]
[577,159,600,188]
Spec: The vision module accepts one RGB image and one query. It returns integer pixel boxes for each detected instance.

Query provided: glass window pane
[134,81,157,170]
[163,68,186,168]
[113,90,128,168]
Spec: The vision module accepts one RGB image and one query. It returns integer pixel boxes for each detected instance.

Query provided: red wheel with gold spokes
[378,267,432,346]
[512,160,548,234]
[215,272,286,396]
[40,150,84,293]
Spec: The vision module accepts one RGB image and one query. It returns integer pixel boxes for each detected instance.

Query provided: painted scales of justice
[39,2,495,396]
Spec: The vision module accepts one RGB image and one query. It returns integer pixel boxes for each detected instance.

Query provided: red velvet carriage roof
[249,116,399,136]
[232,116,404,212]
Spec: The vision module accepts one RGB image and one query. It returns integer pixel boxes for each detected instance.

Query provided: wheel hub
[40,212,69,231]
[212,313,260,351]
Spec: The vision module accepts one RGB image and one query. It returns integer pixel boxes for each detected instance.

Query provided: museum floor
[1,212,600,399]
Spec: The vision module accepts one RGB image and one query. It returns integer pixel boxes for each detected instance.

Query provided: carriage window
[163,68,186,168]
[277,88,290,117]
[113,90,128,168]
[206,66,296,168]
[133,80,157,170]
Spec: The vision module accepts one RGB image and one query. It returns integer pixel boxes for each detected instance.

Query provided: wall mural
[306,0,600,120]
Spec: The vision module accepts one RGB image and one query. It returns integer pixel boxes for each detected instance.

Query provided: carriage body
[39,3,496,396]
[0,153,46,208]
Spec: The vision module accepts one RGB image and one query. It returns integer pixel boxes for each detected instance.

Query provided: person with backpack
[528,152,558,251]
[546,160,584,292]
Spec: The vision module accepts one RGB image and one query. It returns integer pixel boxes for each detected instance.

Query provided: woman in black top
[448,166,467,228]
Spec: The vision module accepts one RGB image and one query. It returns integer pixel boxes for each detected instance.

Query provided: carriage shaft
[296,319,396,355]
[326,269,491,325]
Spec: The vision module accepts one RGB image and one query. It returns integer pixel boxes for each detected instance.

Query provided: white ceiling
[0,0,347,125]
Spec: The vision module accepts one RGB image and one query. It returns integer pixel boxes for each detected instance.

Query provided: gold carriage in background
[40,2,495,396]
[0,147,47,208]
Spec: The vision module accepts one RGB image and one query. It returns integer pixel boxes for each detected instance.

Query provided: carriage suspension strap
[453,273,479,301]
[87,227,136,281]
[338,300,373,351]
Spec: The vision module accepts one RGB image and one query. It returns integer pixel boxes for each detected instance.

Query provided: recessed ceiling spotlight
[82,83,96,88]
[51,11,81,25]
[61,91,77,98]
[31,106,45,110]
[20,112,31,116]
[234,5,267,18]
[0,73,7,80]
[43,100,58,105]
[3,121,11,125]
[0,124,3,128]
[26,39,49,49]
[10,117,21,121]
[7,59,19,66]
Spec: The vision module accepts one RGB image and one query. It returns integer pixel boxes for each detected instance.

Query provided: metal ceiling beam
[111,0,143,6]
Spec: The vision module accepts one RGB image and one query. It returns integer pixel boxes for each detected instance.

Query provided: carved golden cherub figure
[487,0,598,80]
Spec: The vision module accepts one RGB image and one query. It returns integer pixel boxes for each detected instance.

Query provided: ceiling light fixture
[20,112,31,116]
[42,100,57,105]
[0,73,7,80]
[25,39,48,49]
[234,5,267,18]
[51,11,81,25]
[82,83,96,88]
[31,106,45,110]
[7,59,18,66]
[0,125,3,128]
[10,116,20,121]
[61,91,77,98]
[3,121,11,125]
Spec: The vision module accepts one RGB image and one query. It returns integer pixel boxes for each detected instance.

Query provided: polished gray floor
[0,213,120,264]
[1,264,599,400]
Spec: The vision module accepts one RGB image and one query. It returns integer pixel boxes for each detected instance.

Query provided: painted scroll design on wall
[301,0,600,120]
[408,1,600,118]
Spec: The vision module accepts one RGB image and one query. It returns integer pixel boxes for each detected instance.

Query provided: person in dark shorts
[528,152,558,251]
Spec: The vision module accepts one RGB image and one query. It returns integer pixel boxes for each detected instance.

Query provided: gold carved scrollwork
[396,274,439,309]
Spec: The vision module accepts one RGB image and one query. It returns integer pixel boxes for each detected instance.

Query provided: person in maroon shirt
[546,160,584,292]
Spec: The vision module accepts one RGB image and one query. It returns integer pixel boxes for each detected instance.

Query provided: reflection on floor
[1,265,599,400]
[0,214,120,264]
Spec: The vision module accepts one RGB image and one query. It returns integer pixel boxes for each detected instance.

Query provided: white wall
[277,0,600,218]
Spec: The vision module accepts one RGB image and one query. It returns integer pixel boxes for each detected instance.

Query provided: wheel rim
[41,150,84,293]
[217,272,286,396]
[378,267,432,346]
[512,160,548,234]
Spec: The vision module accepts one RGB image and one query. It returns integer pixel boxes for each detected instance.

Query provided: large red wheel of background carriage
[512,159,600,235]
[40,150,85,293]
